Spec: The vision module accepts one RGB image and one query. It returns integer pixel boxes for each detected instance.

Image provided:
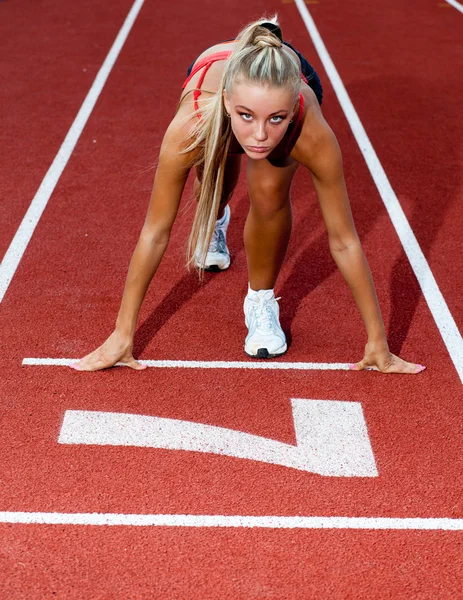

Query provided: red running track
[1,0,462,597]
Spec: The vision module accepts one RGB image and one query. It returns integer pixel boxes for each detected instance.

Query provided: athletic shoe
[244,289,287,358]
[194,205,231,271]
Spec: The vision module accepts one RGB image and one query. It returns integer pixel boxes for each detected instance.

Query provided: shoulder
[194,40,239,61]
[290,92,342,179]
[158,111,201,168]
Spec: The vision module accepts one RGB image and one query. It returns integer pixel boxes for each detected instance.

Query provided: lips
[248,146,269,153]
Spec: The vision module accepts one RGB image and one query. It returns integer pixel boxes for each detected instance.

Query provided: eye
[269,115,285,124]
[239,113,253,121]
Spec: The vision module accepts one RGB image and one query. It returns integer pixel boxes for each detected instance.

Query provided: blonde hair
[184,16,301,271]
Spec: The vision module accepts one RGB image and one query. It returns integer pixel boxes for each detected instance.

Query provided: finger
[71,355,147,372]
[69,354,92,370]
[349,361,363,371]
[70,348,103,369]
[382,357,426,375]
[349,361,362,371]
[70,351,113,372]
[69,358,89,371]
[70,357,108,372]
[122,357,147,371]
[349,360,379,372]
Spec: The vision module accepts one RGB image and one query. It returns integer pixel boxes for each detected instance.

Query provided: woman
[72,17,425,374]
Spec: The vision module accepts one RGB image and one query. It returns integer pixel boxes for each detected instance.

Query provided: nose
[254,122,268,142]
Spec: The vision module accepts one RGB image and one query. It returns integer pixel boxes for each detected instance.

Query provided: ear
[223,90,231,115]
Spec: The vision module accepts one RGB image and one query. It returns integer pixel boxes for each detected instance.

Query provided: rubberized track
[1,0,462,597]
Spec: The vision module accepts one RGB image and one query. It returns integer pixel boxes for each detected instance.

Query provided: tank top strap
[182,50,233,113]
[182,51,233,90]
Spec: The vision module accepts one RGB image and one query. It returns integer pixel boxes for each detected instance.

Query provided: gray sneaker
[244,289,287,358]
[195,205,231,271]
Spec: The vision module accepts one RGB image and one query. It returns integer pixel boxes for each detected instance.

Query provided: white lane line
[294,0,463,383]
[0,512,462,530]
[59,402,378,477]
[22,357,351,370]
[0,0,145,303]
[444,0,463,13]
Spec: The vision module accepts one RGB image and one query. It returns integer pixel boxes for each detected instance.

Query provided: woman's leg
[245,158,299,289]
[194,154,242,270]
[195,154,242,217]
[243,158,298,358]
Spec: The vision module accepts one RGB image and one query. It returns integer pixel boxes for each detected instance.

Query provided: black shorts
[283,41,323,106]
[186,41,323,106]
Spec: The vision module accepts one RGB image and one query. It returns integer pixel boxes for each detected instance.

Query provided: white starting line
[22,357,351,370]
[0,512,462,530]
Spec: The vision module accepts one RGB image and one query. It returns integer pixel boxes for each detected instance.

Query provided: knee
[249,180,290,218]
[195,172,238,206]
[195,179,234,207]
[220,181,235,206]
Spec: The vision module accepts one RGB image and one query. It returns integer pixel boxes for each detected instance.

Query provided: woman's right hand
[70,330,147,372]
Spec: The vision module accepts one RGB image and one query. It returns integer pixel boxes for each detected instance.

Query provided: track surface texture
[1,0,462,598]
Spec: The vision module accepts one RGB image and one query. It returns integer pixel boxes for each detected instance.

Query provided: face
[224,82,298,159]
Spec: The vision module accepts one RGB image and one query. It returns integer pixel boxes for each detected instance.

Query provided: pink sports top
[182,50,307,155]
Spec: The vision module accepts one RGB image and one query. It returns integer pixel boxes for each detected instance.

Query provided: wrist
[365,319,387,346]
[365,336,389,353]
[115,318,136,339]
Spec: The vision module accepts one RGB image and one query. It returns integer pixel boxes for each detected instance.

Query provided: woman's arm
[292,112,424,374]
[73,119,198,371]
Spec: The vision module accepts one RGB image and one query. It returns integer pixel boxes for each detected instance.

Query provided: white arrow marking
[59,400,377,477]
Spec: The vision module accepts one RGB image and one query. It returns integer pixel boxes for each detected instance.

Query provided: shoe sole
[202,263,230,272]
[197,258,231,271]
[244,344,288,359]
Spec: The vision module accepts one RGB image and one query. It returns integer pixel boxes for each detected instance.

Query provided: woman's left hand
[351,341,426,374]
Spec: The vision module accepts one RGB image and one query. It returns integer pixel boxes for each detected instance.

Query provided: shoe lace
[208,228,226,253]
[253,296,281,333]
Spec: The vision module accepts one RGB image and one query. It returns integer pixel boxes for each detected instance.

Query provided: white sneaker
[244,289,287,358]
[194,205,231,271]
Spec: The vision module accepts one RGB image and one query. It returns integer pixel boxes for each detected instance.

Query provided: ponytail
[184,16,300,272]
